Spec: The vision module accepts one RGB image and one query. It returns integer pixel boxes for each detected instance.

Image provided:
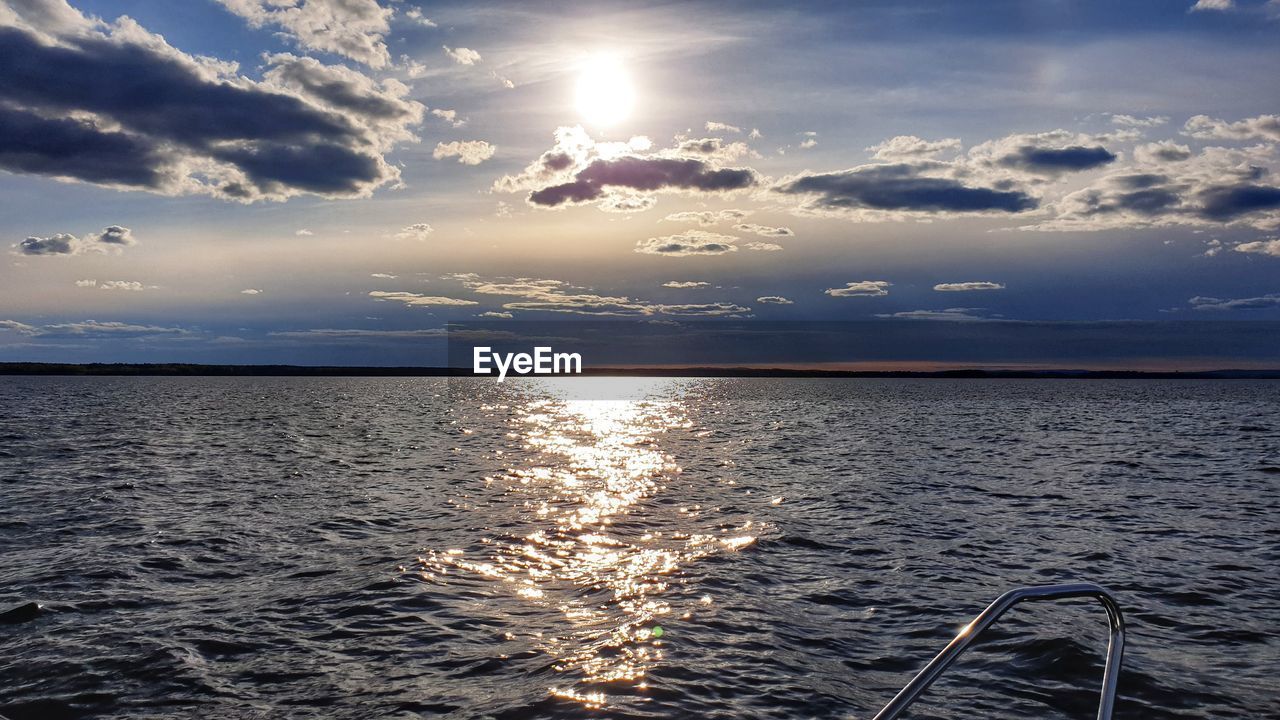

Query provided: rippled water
[1,377,1278,719]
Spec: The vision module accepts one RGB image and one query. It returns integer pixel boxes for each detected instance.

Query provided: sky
[1,0,1280,368]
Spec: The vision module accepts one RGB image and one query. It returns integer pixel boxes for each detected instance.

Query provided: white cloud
[867,135,962,160]
[825,281,891,297]
[875,308,991,322]
[705,121,741,134]
[663,209,752,226]
[431,108,466,127]
[98,281,147,291]
[443,46,482,65]
[214,0,394,67]
[433,140,496,165]
[14,226,137,256]
[734,222,793,237]
[295,229,314,236]
[1235,238,1280,257]
[1189,293,1280,310]
[1183,114,1280,143]
[662,281,710,288]
[454,274,749,317]
[744,241,783,251]
[370,273,398,279]
[369,290,478,307]
[756,296,793,304]
[403,8,436,27]
[933,281,1006,291]
[0,319,187,336]
[1190,0,1234,11]
[240,288,263,295]
[478,311,513,319]
[394,223,435,241]
[1110,114,1169,128]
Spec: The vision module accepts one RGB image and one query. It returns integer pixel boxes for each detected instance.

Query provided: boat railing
[871,582,1125,720]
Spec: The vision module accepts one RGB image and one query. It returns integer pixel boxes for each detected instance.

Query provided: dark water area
[1,377,1277,719]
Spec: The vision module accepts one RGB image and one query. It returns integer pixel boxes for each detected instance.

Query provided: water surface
[1,377,1277,718]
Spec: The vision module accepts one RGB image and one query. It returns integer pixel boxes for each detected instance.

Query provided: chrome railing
[872,582,1125,720]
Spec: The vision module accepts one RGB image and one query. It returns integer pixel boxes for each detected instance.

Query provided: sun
[575,56,635,128]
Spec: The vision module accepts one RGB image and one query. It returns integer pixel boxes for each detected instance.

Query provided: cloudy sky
[2,0,1280,367]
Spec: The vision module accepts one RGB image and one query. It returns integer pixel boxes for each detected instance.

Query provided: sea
[1,377,1277,719]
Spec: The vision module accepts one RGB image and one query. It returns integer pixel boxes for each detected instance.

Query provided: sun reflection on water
[414,378,759,706]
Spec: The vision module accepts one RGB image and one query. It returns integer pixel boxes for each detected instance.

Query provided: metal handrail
[872,582,1125,720]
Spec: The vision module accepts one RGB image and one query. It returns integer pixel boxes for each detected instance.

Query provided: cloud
[270,327,449,338]
[215,0,393,67]
[1189,293,1280,310]
[394,223,434,241]
[479,311,513,319]
[775,163,1036,218]
[1190,0,1234,11]
[662,209,751,226]
[453,274,749,317]
[95,225,135,246]
[1110,114,1170,128]
[662,281,709,288]
[370,273,398,279]
[875,308,991,322]
[0,319,188,337]
[498,127,758,211]
[674,137,759,162]
[969,132,1117,178]
[1183,114,1280,143]
[14,226,137,256]
[756,296,793,305]
[369,290,478,307]
[491,71,515,89]
[635,230,739,256]
[75,279,97,287]
[433,140,496,165]
[431,108,465,127]
[705,121,741,134]
[0,9,423,202]
[867,135,962,160]
[825,281,891,297]
[403,8,436,27]
[443,46,482,65]
[734,222,793,237]
[530,156,757,208]
[1234,238,1280,257]
[240,288,262,295]
[799,138,818,149]
[97,280,146,291]
[295,229,314,236]
[934,281,1006,291]
[1030,144,1280,231]
[744,241,783,251]
[1134,141,1193,164]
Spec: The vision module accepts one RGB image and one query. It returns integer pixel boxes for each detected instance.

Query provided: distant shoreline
[3,362,1280,379]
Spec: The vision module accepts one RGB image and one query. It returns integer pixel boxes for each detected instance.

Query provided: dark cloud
[1197,184,1280,221]
[997,145,1117,174]
[775,164,1036,215]
[0,13,422,202]
[0,104,168,188]
[16,233,76,256]
[529,157,757,208]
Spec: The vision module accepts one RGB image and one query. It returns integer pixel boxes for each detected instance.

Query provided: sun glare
[575,56,635,128]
